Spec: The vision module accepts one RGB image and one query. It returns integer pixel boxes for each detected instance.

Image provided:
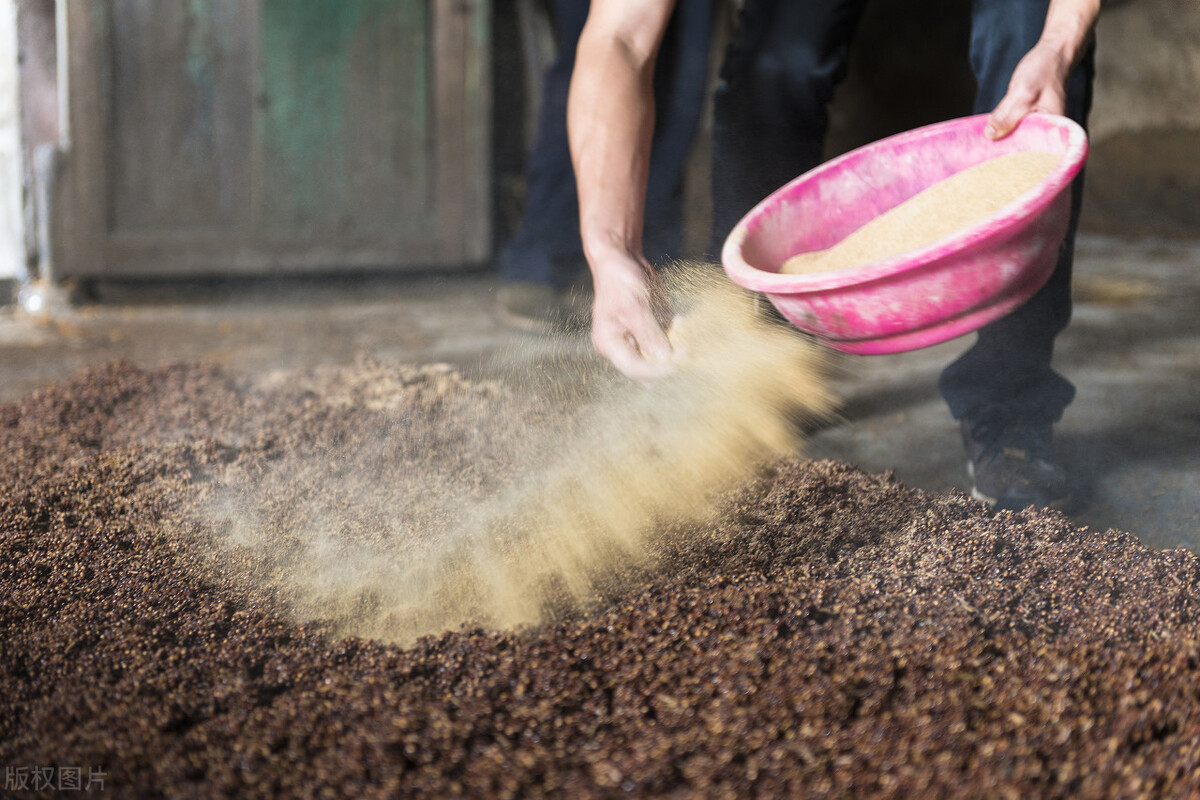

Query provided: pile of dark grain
[2,360,1199,798]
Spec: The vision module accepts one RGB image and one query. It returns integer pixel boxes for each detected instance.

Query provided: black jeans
[712,0,1095,427]
[498,0,713,289]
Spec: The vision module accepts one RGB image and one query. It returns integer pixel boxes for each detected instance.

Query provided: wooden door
[52,0,490,278]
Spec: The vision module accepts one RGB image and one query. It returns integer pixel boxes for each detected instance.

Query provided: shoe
[961,416,1070,511]
[498,282,587,335]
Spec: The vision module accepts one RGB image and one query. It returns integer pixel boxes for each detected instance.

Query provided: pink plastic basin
[721,112,1088,354]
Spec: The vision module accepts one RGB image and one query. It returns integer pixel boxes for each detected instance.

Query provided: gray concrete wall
[1084,0,1200,237]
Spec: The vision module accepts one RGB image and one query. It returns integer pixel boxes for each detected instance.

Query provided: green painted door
[56,0,490,277]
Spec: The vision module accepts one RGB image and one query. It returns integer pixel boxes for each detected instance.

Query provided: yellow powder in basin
[780,151,1061,275]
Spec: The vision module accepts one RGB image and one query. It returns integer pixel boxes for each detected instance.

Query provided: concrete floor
[1,235,1197,550]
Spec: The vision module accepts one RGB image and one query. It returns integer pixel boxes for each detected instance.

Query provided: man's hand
[985,39,1071,139]
[589,252,675,380]
[985,0,1100,139]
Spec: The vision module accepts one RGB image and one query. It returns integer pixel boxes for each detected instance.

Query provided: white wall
[0,0,24,282]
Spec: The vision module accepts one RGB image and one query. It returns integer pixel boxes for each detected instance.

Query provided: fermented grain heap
[781,152,1060,275]
[3,320,1199,794]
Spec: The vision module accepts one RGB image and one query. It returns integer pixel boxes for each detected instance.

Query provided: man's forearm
[1040,0,1101,65]
[567,1,675,274]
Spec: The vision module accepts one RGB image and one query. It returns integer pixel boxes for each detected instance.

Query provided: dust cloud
[202,266,837,644]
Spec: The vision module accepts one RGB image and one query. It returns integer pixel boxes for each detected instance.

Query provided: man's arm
[986,0,1102,139]
[568,0,677,379]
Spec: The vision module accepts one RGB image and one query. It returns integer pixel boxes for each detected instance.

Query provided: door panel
[55,0,490,278]
[108,0,255,234]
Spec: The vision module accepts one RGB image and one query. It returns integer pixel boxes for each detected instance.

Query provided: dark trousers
[712,0,1095,426]
[499,0,713,289]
